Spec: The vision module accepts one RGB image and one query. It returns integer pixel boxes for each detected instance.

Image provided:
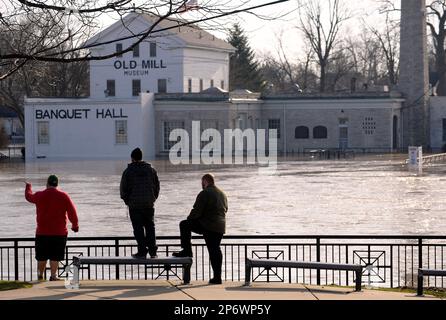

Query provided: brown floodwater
[1,154,445,238]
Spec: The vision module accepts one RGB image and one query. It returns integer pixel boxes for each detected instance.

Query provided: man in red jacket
[25,175,79,281]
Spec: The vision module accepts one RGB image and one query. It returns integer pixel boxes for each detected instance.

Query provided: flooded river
[1,154,445,238]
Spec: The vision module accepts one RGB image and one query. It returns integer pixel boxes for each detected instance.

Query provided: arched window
[295,126,309,139]
[313,126,328,139]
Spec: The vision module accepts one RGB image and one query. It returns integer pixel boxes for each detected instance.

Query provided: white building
[24,91,406,159]
[86,13,234,98]
[24,96,156,159]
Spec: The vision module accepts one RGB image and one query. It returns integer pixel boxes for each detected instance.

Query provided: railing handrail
[1,235,446,242]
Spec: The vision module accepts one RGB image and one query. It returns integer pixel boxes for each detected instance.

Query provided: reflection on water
[1,154,446,237]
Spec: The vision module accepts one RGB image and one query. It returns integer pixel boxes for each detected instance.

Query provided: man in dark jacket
[120,148,160,258]
[173,173,227,284]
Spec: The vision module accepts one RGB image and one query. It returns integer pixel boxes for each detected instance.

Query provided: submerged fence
[1,235,446,289]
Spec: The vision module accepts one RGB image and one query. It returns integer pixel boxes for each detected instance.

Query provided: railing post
[316,238,321,286]
[14,240,19,281]
[418,238,423,270]
[115,239,120,280]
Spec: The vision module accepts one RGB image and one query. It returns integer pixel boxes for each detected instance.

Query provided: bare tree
[0,0,291,125]
[366,13,399,88]
[297,0,350,92]
[0,0,290,80]
[259,32,318,94]
[379,0,446,94]
[0,20,89,126]
[427,0,446,95]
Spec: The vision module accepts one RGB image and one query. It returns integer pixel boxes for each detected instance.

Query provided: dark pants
[179,219,223,279]
[129,207,157,255]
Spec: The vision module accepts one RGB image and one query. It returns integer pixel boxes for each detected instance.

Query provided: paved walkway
[0,280,442,300]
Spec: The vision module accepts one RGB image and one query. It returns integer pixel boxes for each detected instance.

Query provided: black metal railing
[1,235,446,290]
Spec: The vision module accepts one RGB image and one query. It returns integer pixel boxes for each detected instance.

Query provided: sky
[97,0,399,60]
[229,0,390,59]
[159,0,397,60]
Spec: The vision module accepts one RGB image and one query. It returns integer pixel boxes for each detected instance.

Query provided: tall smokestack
[399,0,429,148]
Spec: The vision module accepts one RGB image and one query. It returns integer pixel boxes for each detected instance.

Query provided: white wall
[430,96,446,151]
[88,15,230,97]
[25,98,143,159]
[183,48,230,92]
[90,43,184,98]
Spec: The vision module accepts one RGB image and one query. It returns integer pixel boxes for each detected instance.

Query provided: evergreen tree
[228,23,264,91]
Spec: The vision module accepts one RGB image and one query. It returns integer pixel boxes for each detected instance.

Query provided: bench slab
[417,268,446,296]
[71,256,193,285]
[245,258,363,291]
[73,256,192,266]
[419,269,446,277]
[247,258,362,271]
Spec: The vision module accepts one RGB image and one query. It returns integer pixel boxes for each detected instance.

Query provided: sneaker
[172,250,192,258]
[37,275,45,282]
[209,278,222,285]
[150,255,158,259]
[49,276,61,281]
[131,252,147,259]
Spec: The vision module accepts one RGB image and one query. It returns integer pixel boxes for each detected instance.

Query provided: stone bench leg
[244,261,252,286]
[355,270,362,292]
[183,264,191,285]
[417,270,424,296]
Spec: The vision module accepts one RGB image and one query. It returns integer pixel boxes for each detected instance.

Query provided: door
[339,126,348,150]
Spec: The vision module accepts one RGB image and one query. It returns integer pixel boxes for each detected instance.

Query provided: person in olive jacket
[120,148,160,258]
[173,173,228,284]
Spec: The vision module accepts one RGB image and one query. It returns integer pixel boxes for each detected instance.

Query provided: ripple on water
[1,157,446,237]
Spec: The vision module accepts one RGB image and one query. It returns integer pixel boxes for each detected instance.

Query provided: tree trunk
[319,61,326,93]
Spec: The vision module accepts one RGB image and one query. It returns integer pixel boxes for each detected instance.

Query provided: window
[163,121,185,151]
[150,42,157,57]
[158,79,167,93]
[133,43,139,58]
[188,79,192,93]
[339,118,349,125]
[116,43,123,57]
[313,126,328,139]
[37,121,49,144]
[115,120,128,144]
[220,80,225,90]
[199,79,203,92]
[362,117,376,135]
[268,119,281,139]
[210,79,214,87]
[132,79,141,97]
[295,126,309,139]
[106,80,115,97]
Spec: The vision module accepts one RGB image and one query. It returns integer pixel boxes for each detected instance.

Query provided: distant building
[24,91,403,159]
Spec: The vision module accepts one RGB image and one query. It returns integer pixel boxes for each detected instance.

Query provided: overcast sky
[220,0,398,60]
[98,0,399,60]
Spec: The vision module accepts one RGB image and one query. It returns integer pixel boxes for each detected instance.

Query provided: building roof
[86,12,235,52]
[141,14,235,52]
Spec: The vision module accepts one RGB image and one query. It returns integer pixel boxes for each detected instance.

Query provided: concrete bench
[72,256,193,286]
[417,268,446,296]
[245,258,363,291]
